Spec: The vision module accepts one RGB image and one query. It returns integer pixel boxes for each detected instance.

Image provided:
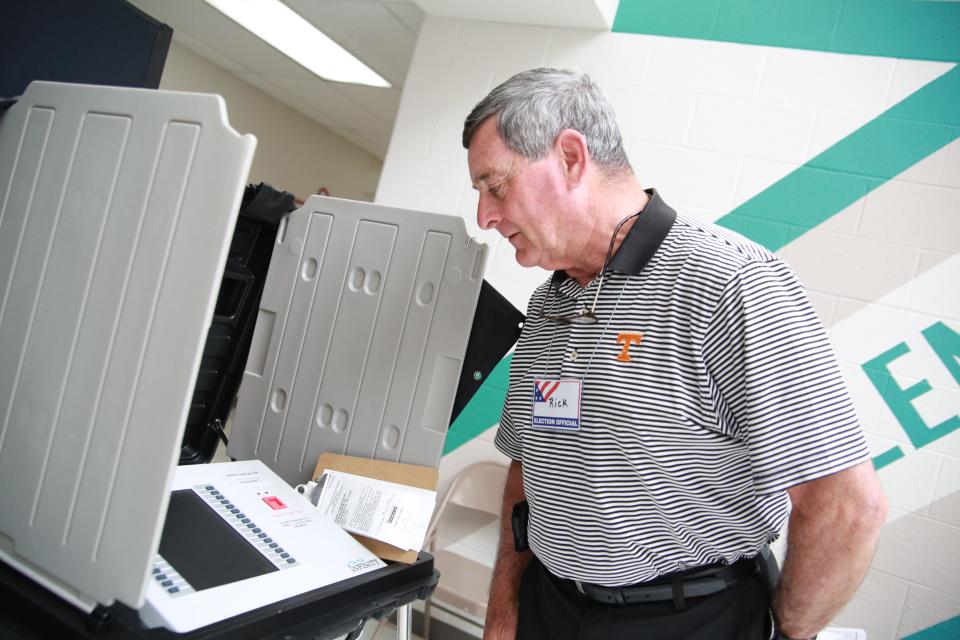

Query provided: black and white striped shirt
[494,190,870,587]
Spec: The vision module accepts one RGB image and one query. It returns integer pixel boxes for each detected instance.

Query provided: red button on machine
[262,496,287,510]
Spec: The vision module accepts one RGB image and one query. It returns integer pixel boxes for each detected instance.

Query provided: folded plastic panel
[229,197,486,484]
[0,82,255,609]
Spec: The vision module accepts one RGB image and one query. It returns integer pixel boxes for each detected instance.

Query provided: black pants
[517,557,770,640]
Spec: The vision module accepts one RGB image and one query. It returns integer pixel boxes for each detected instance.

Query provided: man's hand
[483,460,531,640]
[775,461,887,638]
[483,603,520,640]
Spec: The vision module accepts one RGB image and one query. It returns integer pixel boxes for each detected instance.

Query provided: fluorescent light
[204,0,390,88]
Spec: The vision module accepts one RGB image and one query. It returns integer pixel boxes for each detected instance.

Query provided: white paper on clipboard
[314,470,436,551]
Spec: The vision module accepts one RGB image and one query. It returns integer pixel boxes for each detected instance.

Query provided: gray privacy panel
[229,196,487,484]
[0,82,255,609]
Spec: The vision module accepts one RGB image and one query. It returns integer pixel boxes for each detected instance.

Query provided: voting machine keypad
[152,483,301,597]
[195,484,301,571]
[151,556,195,599]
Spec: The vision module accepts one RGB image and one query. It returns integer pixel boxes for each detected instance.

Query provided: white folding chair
[421,462,508,638]
[372,462,508,639]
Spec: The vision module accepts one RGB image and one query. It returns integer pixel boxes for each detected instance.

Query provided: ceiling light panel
[203,0,390,88]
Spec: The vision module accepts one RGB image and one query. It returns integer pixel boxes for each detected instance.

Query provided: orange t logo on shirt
[615,332,644,362]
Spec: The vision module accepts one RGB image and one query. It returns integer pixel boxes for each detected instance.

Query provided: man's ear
[555,129,589,188]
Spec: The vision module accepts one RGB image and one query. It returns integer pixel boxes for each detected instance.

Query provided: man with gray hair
[462,68,886,640]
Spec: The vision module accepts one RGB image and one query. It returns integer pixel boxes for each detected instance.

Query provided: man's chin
[510,241,543,268]
[513,250,537,268]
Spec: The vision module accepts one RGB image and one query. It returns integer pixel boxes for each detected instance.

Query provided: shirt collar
[551,188,676,290]
[606,188,676,275]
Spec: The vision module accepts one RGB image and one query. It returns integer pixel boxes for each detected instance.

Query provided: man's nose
[477,193,500,230]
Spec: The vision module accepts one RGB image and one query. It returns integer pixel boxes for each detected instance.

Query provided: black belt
[567,556,759,607]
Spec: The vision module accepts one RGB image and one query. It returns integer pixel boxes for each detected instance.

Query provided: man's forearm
[488,510,532,611]
[775,462,887,638]
[484,460,531,637]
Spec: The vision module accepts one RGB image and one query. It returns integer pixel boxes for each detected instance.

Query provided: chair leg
[370,616,386,640]
[423,596,433,640]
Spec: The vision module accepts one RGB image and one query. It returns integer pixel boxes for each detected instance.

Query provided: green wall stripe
[443,354,513,455]
[717,65,960,250]
[613,0,960,63]
[904,614,960,640]
[872,445,905,470]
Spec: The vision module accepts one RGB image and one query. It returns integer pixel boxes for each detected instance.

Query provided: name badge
[532,379,582,430]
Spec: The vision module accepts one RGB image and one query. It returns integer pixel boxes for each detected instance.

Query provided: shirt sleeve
[493,351,525,461]
[494,400,523,461]
[701,259,870,495]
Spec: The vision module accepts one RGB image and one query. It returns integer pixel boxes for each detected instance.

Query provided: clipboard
[314,453,439,564]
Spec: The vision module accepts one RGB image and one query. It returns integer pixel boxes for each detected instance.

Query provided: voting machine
[0,81,522,638]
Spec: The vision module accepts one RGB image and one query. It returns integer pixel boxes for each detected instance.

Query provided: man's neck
[565,177,649,287]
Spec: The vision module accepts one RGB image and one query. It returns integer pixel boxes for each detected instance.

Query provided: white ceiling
[128,0,615,160]
[415,0,617,30]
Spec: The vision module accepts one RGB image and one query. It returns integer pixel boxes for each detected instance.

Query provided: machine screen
[158,489,278,591]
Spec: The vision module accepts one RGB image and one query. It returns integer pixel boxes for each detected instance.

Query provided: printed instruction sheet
[314,470,436,551]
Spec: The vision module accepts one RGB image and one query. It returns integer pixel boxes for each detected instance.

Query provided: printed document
[314,470,436,551]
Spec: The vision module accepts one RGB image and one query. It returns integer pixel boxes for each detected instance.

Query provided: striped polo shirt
[494,190,870,587]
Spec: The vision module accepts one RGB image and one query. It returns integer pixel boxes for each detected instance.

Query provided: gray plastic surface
[228,196,487,483]
[0,81,255,609]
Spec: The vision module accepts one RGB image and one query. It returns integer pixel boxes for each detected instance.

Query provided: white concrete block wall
[931,457,960,527]
[758,49,894,112]
[377,16,959,638]
[900,585,960,637]
[689,95,816,163]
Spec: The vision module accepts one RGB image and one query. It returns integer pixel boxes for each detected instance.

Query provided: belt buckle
[574,580,586,595]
